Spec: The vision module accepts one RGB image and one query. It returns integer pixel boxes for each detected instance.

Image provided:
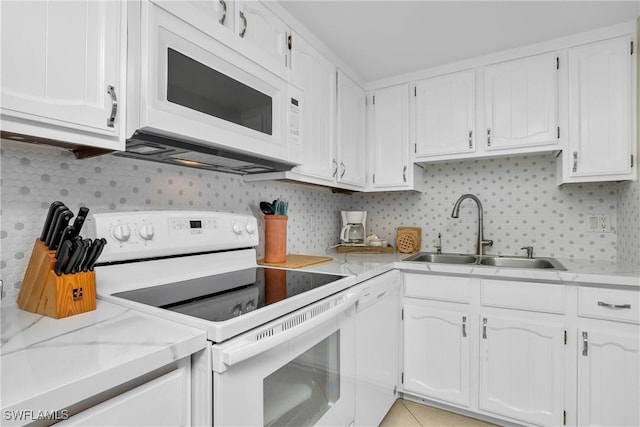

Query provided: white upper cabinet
[560,35,636,183]
[236,1,289,77]
[413,70,476,158]
[289,34,337,184]
[337,71,367,188]
[154,0,289,80]
[370,85,417,190]
[483,52,559,151]
[0,0,126,151]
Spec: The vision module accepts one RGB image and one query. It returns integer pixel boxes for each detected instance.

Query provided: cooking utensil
[54,240,72,276]
[85,238,106,271]
[40,201,65,242]
[48,209,74,250]
[72,239,91,273]
[260,201,274,215]
[44,205,68,247]
[64,238,85,275]
[70,206,90,237]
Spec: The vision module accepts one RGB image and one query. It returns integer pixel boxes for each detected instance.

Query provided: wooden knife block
[17,239,96,319]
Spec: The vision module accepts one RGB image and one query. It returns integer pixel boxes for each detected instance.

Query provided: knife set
[17,201,105,319]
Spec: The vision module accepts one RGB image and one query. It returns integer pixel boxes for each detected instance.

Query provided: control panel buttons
[137,223,155,241]
[112,224,131,242]
[232,223,243,235]
[245,223,256,234]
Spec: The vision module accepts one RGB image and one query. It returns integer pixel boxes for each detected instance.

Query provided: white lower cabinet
[57,361,191,426]
[577,328,640,427]
[478,314,565,425]
[403,304,471,407]
[576,286,640,426]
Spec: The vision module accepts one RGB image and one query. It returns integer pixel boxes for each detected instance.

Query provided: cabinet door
[483,52,559,151]
[567,35,634,179]
[371,85,410,188]
[414,70,475,157]
[56,365,190,426]
[578,328,640,426]
[1,1,123,146]
[337,71,366,188]
[403,304,471,407]
[237,1,288,76]
[290,35,337,183]
[152,0,235,35]
[479,315,564,426]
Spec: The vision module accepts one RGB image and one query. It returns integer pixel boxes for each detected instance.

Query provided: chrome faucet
[451,194,493,256]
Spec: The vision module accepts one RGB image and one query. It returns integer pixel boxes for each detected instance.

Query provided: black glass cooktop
[112,267,345,322]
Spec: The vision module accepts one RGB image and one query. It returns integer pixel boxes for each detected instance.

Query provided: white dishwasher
[355,270,402,427]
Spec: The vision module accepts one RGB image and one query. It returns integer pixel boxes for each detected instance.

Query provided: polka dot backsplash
[0,140,350,291]
[1,141,638,293]
[347,154,638,264]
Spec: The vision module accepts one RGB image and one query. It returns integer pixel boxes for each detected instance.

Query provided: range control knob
[245,301,256,312]
[137,223,155,241]
[232,304,242,317]
[245,223,256,234]
[232,223,243,235]
[112,224,131,242]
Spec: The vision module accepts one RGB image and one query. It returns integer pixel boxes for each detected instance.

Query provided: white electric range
[90,210,359,427]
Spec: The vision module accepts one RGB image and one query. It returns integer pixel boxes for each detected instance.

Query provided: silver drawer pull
[482,317,487,339]
[597,301,631,309]
[218,0,227,25]
[582,331,588,356]
[462,316,467,338]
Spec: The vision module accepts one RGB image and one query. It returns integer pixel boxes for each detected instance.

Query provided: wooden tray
[336,245,395,254]
[258,254,333,269]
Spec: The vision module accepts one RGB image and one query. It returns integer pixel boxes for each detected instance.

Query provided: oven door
[134,1,290,162]
[212,289,359,427]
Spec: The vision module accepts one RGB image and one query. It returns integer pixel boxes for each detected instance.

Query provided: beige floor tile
[401,400,497,427]
[379,399,421,427]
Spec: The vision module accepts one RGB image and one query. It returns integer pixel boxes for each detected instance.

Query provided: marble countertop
[0,300,206,423]
[299,250,640,287]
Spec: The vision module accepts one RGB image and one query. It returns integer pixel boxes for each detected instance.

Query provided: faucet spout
[451,194,493,256]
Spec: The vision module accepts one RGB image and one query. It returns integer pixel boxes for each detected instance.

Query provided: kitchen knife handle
[40,201,64,242]
[73,239,91,273]
[45,205,67,247]
[50,211,74,251]
[64,239,84,275]
[56,226,76,257]
[54,240,72,276]
[71,207,90,236]
[87,238,107,271]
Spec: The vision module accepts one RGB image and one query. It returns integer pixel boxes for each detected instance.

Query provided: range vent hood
[114,131,296,176]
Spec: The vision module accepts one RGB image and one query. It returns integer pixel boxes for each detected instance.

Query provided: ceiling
[279,1,639,82]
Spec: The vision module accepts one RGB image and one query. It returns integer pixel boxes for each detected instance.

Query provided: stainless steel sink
[478,256,566,270]
[402,252,566,270]
[404,253,478,264]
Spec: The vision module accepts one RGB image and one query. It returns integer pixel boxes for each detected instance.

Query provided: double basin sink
[403,252,566,270]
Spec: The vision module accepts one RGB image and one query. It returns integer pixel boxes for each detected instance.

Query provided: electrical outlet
[587,214,611,233]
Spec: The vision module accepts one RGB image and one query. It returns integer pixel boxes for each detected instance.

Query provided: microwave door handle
[216,290,361,368]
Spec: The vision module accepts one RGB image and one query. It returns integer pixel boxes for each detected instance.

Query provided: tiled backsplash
[348,154,633,263]
[0,140,348,290]
[1,141,639,292]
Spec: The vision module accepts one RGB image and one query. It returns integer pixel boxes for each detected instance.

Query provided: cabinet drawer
[404,274,470,303]
[480,279,565,314]
[578,287,640,324]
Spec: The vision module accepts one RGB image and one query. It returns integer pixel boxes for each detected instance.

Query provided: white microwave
[122,1,301,174]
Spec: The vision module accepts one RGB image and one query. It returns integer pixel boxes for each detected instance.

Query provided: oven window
[263,331,340,426]
[166,48,273,135]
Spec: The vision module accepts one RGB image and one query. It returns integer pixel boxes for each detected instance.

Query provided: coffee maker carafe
[340,211,366,245]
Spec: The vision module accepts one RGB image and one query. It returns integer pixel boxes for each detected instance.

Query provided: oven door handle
[215,289,360,369]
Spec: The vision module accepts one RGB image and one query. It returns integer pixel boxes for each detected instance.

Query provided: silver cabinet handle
[239,11,247,37]
[582,331,588,356]
[598,301,631,309]
[107,85,118,128]
[403,165,407,183]
[468,130,473,149]
[218,0,227,25]
[332,159,338,178]
[572,152,578,172]
[482,317,487,339]
[340,162,346,179]
[486,128,491,146]
[462,316,467,338]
